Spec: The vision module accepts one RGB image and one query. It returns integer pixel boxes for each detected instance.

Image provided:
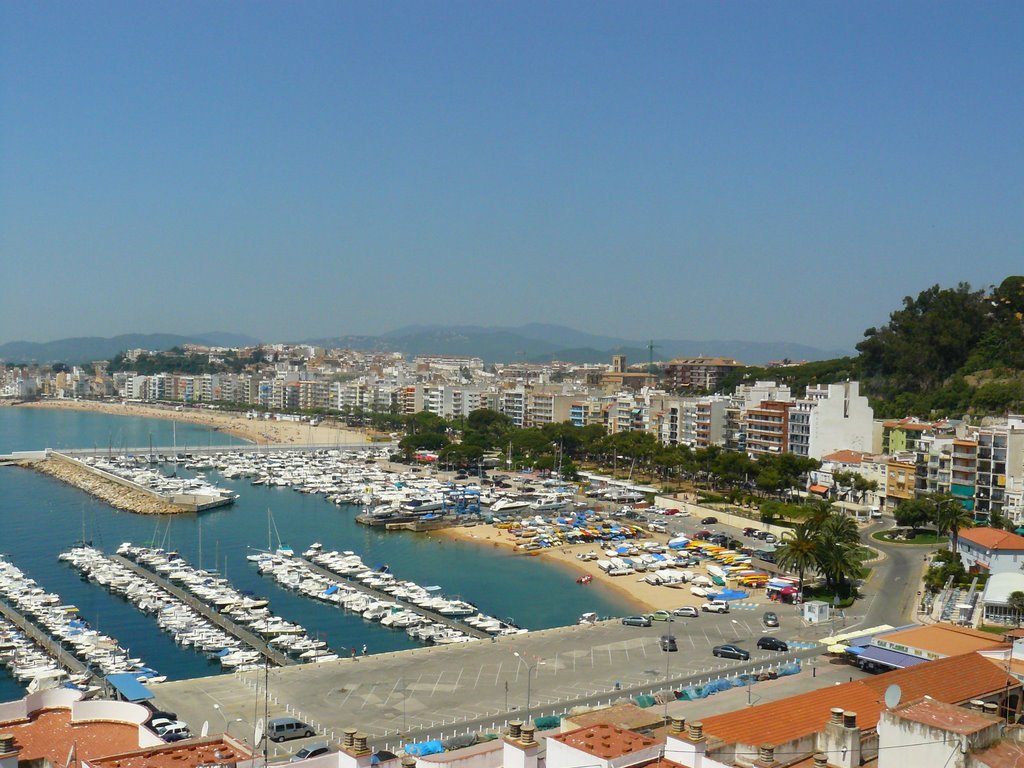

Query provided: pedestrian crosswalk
[787,641,819,650]
[729,603,759,610]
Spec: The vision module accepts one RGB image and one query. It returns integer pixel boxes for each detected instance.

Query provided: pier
[0,597,87,676]
[294,557,493,640]
[109,554,295,667]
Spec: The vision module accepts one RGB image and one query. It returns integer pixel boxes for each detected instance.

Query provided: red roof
[551,723,657,759]
[698,653,1014,747]
[822,450,864,465]
[959,527,1024,551]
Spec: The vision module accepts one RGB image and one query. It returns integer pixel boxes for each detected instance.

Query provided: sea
[0,406,635,701]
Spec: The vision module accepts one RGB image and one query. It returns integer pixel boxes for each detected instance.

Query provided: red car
[694,530,712,540]
[663,508,680,516]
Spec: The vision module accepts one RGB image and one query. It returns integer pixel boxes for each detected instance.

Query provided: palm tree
[775,523,819,599]
[1008,591,1024,627]
[932,495,972,551]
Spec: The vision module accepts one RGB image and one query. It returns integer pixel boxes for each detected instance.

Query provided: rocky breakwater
[27,457,184,515]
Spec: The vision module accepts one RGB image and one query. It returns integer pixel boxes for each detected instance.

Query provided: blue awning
[846,646,867,655]
[856,646,928,669]
[106,673,155,702]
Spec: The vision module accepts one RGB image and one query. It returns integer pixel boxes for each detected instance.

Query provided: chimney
[402,758,416,768]
[984,703,999,716]
[669,717,686,735]
[814,754,828,768]
[688,721,705,742]
[504,720,539,768]
[821,707,861,768]
[338,726,374,768]
[757,744,776,766]
[0,734,19,768]
[971,700,986,711]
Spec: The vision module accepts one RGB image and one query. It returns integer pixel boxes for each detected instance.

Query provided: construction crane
[647,339,660,383]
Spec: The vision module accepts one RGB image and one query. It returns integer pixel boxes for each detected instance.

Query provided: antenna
[647,340,660,381]
[884,683,902,709]
[254,717,264,748]
[201,720,209,737]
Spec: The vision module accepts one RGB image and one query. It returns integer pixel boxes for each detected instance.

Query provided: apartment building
[694,397,729,448]
[952,438,979,515]
[662,356,743,391]
[526,391,573,427]
[743,399,792,456]
[500,388,527,427]
[886,453,918,511]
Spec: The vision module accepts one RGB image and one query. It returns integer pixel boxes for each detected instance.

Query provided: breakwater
[29,455,185,515]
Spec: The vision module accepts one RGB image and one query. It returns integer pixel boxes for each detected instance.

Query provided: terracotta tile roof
[90,735,253,768]
[698,653,1015,747]
[0,709,140,763]
[970,738,1024,768]
[879,625,1008,657]
[959,527,1024,551]
[551,723,656,759]
[889,697,999,734]
[822,450,864,465]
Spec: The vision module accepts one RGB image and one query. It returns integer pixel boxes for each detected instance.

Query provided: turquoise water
[0,407,635,701]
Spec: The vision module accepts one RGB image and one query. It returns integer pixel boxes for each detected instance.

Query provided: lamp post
[213,704,243,738]
[513,652,542,725]
[663,614,674,719]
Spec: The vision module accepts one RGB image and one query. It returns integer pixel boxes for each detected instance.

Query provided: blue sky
[2,2,1021,351]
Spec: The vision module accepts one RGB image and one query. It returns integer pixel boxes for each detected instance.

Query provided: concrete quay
[151,611,826,758]
[110,554,294,667]
[294,556,492,640]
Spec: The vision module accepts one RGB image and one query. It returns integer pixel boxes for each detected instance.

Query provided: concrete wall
[653,495,790,538]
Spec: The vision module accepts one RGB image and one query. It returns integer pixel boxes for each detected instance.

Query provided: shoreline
[432,522,769,614]
[14,399,369,447]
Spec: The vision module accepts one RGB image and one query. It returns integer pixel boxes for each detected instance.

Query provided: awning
[855,646,928,670]
[106,673,154,702]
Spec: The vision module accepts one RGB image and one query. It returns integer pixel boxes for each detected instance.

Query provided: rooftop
[971,736,1024,768]
[889,697,1000,735]
[959,527,1024,551]
[821,449,865,465]
[878,624,1007,657]
[698,652,1014,747]
[90,735,253,768]
[552,723,657,759]
[565,702,665,733]
[0,708,141,764]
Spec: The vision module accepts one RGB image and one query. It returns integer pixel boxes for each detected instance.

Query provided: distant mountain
[0,332,260,363]
[305,324,847,365]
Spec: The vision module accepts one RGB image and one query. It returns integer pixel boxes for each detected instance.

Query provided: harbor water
[0,407,635,701]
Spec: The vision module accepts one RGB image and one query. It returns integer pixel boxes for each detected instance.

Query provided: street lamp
[513,652,542,725]
[213,704,244,738]
[663,615,674,720]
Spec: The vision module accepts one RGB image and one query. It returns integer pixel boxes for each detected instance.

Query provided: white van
[648,522,667,533]
[268,717,315,743]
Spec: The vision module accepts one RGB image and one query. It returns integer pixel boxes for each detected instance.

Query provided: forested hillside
[721,276,1024,418]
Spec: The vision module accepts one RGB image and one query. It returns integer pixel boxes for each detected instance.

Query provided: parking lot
[152,606,820,758]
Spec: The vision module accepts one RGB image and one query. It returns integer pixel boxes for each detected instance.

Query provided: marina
[0,407,635,699]
[0,554,154,696]
[264,547,491,641]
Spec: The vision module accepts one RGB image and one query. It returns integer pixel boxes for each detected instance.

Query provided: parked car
[663,508,681,516]
[701,516,718,525]
[701,600,730,614]
[291,743,333,761]
[743,527,757,537]
[757,636,789,652]
[622,615,653,627]
[763,533,778,544]
[709,534,729,546]
[763,611,779,628]
[694,530,713,540]
[672,606,699,618]
[660,635,678,652]
[650,610,672,622]
[712,644,750,660]
[268,717,315,743]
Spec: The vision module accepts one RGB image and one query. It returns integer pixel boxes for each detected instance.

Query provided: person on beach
[351,648,357,660]
[361,644,367,656]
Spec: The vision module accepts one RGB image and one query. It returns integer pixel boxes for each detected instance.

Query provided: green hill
[720,276,1024,418]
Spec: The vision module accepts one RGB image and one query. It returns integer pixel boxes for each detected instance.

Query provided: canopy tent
[106,673,154,702]
[855,645,928,670]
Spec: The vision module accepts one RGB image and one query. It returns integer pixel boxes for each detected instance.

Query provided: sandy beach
[16,400,370,446]
[433,522,771,614]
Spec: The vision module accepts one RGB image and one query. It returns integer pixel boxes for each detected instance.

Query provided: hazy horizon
[3,3,1021,348]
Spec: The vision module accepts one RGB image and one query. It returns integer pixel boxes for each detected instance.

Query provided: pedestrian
[351,647,357,661]
[361,644,367,656]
